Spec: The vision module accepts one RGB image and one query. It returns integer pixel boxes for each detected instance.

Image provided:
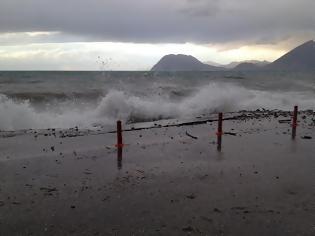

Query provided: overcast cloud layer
[1,0,315,45]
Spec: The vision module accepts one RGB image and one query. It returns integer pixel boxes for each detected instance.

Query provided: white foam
[0,82,314,131]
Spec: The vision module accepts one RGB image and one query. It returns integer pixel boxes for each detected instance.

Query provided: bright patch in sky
[0,32,287,70]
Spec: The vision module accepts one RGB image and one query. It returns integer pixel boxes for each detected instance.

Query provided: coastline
[0,110,314,235]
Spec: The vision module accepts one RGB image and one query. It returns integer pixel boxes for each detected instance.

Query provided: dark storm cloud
[0,0,315,44]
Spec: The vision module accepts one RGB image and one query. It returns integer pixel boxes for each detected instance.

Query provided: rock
[182,226,194,232]
[40,187,57,192]
[214,208,222,213]
[186,194,196,200]
[231,207,246,210]
[200,216,213,223]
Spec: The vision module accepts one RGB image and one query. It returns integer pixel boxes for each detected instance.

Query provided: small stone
[186,194,196,200]
[214,208,222,213]
[182,226,194,232]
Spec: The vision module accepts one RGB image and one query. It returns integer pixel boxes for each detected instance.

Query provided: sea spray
[0,81,314,131]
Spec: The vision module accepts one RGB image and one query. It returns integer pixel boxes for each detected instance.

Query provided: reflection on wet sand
[117,146,123,170]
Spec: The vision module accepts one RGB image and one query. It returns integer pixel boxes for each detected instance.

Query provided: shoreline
[0,110,314,235]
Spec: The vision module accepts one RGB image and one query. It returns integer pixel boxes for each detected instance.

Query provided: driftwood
[278,119,291,124]
[185,131,198,139]
[224,132,237,136]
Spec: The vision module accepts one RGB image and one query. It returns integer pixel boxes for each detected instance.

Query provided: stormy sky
[0,0,314,70]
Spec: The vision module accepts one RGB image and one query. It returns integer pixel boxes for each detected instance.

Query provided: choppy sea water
[0,71,314,131]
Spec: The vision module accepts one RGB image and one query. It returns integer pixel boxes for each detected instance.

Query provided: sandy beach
[0,110,314,235]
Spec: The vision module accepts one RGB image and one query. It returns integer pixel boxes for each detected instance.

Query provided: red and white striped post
[291,106,298,139]
[217,112,223,151]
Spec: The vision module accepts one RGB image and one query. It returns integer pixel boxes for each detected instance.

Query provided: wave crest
[0,82,314,130]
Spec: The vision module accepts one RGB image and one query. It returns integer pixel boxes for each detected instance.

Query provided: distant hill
[151,54,224,71]
[223,60,270,69]
[204,60,225,67]
[204,60,270,70]
[232,62,260,71]
[151,40,315,72]
[266,40,315,71]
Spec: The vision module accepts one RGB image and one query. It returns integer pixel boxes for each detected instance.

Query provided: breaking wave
[0,83,314,131]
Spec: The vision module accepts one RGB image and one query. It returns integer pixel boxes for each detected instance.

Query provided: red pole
[292,106,298,139]
[116,120,123,148]
[116,120,123,169]
[217,113,223,151]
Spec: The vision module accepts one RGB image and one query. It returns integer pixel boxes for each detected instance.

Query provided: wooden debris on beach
[185,131,198,139]
[278,119,291,124]
[224,132,237,136]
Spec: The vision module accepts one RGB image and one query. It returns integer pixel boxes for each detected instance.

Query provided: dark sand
[0,111,314,235]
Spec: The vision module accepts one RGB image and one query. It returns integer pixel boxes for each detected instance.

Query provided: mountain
[151,40,315,72]
[232,62,260,71]
[151,54,224,71]
[266,40,315,71]
[204,60,225,67]
[204,60,270,69]
[224,61,242,69]
[227,60,270,69]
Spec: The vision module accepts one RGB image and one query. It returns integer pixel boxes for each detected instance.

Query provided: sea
[0,71,314,131]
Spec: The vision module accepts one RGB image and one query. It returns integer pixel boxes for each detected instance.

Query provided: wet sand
[0,110,315,235]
